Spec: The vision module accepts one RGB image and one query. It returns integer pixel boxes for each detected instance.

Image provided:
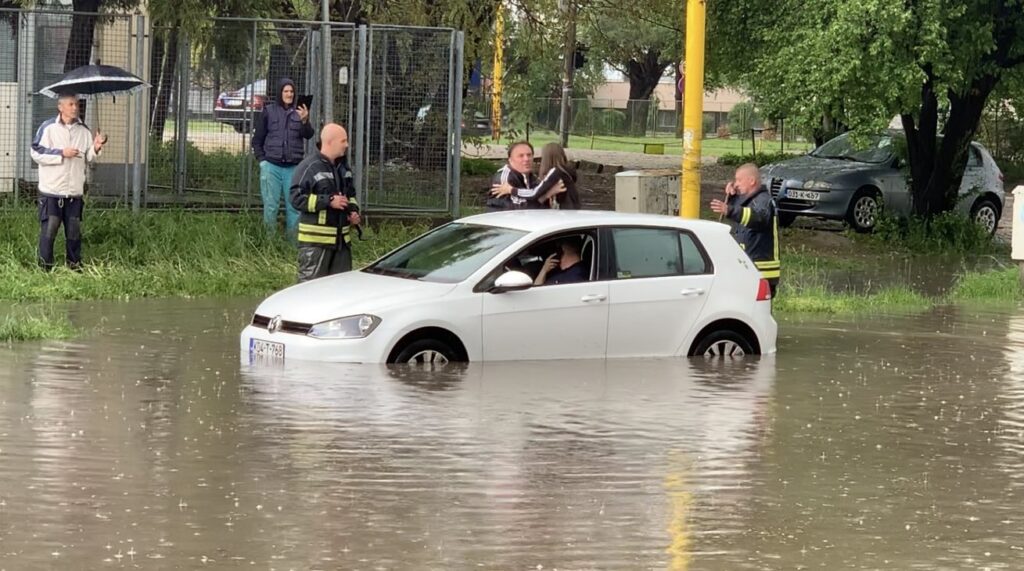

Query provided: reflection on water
[0,299,1023,568]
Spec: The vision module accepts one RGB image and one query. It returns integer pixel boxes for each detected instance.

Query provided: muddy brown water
[2,299,1024,569]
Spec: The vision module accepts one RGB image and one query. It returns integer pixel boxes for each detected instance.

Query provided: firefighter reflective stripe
[758,268,781,279]
[740,207,752,226]
[307,194,318,212]
[755,260,780,279]
[298,223,336,236]
[318,210,327,225]
[298,233,336,245]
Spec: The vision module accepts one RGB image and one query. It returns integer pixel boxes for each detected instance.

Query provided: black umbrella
[40,64,149,99]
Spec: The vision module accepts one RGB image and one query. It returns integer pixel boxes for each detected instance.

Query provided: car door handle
[581,294,607,303]
[680,288,706,298]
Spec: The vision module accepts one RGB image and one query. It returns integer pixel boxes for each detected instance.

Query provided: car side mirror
[491,270,533,293]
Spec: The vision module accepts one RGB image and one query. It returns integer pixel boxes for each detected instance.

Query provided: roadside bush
[871,210,997,254]
[718,151,792,167]
[728,101,760,136]
[462,157,498,176]
[597,109,627,134]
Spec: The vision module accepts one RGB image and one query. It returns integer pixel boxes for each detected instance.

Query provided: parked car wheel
[233,122,251,134]
[846,189,881,233]
[971,198,1000,236]
[777,212,797,228]
[392,338,460,366]
[692,329,754,359]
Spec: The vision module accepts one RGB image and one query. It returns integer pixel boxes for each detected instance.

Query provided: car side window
[611,228,682,279]
[967,146,982,168]
[679,233,711,275]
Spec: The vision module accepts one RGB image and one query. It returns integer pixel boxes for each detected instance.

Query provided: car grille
[251,314,313,335]
[769,177,783,197]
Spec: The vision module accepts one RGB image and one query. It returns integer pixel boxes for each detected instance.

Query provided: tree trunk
[902,69,999,218]
[65,0,101,73]
[150,26,179,141]
[624,51,668,137]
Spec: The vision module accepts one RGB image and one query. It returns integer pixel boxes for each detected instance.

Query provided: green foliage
[718,151,793,167]
[148,138,254,192]
[462,157,497,176]
[870,210,997,254]
[0,209,429,302]
[0,307,78,342]
[947,267,1024,303]
[727,101,760,136]
[774,285,931,315]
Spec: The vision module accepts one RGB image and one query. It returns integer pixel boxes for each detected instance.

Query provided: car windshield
[364,223,526,283]
[811,133,894,164]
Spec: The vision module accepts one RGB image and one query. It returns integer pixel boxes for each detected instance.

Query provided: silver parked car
[761,131,1005,234]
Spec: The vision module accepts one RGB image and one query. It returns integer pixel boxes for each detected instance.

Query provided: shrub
[718,151,793,167]
[871,210,997,254]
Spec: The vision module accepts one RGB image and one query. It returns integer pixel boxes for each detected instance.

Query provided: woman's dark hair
[507,140,534,157]
[539,142,573,179]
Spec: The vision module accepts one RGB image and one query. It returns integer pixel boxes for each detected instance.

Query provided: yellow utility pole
[491,3,505,142]
[679,0,706,219]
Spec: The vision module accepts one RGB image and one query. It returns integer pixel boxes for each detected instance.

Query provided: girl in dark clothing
[491,142,580,209]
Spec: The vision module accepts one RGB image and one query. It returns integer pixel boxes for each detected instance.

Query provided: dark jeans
[297,244,352,283]
[769,278,779,299]
[38,195,84,270]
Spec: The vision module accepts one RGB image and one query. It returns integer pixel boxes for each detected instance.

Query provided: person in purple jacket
[252,78,313,238]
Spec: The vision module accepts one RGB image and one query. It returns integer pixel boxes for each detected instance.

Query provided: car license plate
[788,189,821,201]
[224,99,243,108]
[249,338,284,364]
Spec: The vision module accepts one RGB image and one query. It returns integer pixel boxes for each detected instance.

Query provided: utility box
[1013,186,1024,261]
[615,169,681,215]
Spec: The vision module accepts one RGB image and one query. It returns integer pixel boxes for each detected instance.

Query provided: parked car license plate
[788,189,821,201]
[249,338,284,363]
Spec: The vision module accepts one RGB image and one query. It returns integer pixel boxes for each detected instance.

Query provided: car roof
[457,210,731,234]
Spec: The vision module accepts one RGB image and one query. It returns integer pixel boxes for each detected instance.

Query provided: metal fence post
[353,25,367,209]
[450,30,464,219]
[131,12,145,213]
[14,10,36,203]
[321,0,332,124]
[174,32,189,196]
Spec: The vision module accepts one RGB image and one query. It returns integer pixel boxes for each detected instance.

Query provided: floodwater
[2,299,1024,570]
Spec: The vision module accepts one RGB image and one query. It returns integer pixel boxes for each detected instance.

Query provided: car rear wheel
[846,189,881,233]
[692,330,755,359]
[971,198,999,237]
[392,338,459,367]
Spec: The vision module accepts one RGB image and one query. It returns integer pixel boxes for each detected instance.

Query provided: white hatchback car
[240,211,778,364]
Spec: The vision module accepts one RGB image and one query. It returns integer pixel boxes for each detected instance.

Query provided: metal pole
[131,13,145,213]
[321,0,333,123]
[679,0,705,219]
[491,4,504,142]
[451,31,465,219]
[174,32,189,196]
[353,25,367,209]
[379,36,387,202]
[557,0,576,148]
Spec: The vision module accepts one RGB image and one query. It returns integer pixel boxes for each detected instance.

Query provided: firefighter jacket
[725,186,781,282]
[289,153,359,248]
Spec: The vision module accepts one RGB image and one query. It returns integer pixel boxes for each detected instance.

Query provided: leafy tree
[712,0,1024,218]
[581,0,681,136]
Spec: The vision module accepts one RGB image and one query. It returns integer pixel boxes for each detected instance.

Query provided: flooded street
[2,300,1024,569]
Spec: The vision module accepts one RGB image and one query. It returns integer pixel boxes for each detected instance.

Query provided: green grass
[0,208,428,302]
[947,267,1024,303]
[163,119,236,134]
[520,129,812,158]
[0,307,78,342]
[775,285,931,315]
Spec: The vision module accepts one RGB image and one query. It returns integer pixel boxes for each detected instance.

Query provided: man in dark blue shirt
[535,239,588,285]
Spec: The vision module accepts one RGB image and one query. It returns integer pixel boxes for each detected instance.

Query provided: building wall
[591,82,748,114]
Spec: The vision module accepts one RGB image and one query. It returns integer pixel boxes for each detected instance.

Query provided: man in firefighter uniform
[710,163,781,297]
[289,123,361,282]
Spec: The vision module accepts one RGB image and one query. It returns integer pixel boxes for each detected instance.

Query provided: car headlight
[307,314,381,339]
[803,180,834,190]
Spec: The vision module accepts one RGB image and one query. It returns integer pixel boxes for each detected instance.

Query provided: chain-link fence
[360,26,463,213]
[0,8,145,203]
[977,103,1024,175]
[2,8,464,217]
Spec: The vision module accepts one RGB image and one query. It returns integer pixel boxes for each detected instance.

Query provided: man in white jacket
[30,94,106,270]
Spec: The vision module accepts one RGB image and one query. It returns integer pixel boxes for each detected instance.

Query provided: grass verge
[775,285,931,315]
[0,208,427,302]
[947,267,1024,303]
[0,308,78,342]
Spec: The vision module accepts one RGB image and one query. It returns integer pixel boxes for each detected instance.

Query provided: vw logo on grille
[268,315,282,334]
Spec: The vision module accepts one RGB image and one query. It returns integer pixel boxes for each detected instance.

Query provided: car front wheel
[846,190,881,233]
[692,330,755,359]
[392,338,459,367]
[971,198,999,237]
